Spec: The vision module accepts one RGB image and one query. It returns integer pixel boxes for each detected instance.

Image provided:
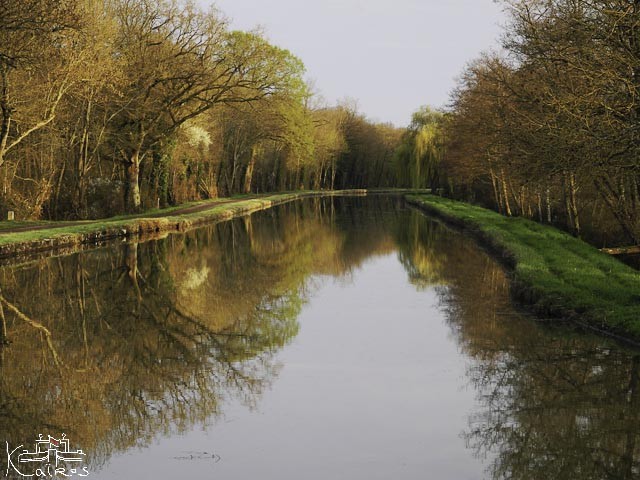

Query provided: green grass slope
[0,189,428,261]
[406,195,640,340]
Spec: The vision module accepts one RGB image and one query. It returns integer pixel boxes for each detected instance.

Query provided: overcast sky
[200,0,506,127]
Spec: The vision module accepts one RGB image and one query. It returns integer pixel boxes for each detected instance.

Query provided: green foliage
[408,195,640,338]
[395,106,445,189]
[0,0,406,220]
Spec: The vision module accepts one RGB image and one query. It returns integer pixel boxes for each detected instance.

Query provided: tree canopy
[433,0,640,245]
[0,0,404,219]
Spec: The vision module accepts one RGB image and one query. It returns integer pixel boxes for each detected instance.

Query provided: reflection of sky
[92,253,488,480]
[7,199,638,480]
[200,0,505,126]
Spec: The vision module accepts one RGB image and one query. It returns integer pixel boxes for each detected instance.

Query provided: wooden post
[7,211,14,221]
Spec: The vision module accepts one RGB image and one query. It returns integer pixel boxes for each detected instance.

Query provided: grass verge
[0,189,428,263]
[0,192,318,258]
[406,194,640,342]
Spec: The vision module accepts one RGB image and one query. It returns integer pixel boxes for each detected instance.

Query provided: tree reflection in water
[0,196,401,475]
[1,199,638,479]
[398,209,640,479]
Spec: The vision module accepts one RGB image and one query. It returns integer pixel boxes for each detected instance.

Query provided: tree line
[0,0,402,218]
[405,0,640,246]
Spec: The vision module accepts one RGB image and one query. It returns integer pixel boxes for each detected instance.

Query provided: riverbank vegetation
[401,1,640,248]
[0,0,402,219]
[0,191,348,260]
[407,195,640,340]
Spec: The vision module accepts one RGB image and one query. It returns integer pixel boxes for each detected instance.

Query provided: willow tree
[394,106,445,189]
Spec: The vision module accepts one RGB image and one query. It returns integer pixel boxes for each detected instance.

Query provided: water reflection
[0,197,401,476]
[398,209,640,479]
[0,197,638,478]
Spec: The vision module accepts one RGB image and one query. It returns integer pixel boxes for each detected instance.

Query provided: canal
[1,196,638,479]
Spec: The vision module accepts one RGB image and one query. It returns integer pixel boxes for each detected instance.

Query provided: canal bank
[405,194,640,344]
[0,190,425,264]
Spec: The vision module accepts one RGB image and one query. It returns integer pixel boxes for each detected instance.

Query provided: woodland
[440,0,640,246]
[3,0,640,249]
[0,0,404,218]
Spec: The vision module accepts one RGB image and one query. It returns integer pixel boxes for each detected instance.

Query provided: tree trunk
[562,171,581,236]
[295,156,302,189]
[73,99,92,217]
[125,151,141,212]
[125,242,142,301]
[500,169,512,216]
[536,192,543,222]
[568,172,580,236]
[594,177,639,243]
[330,162,336,190]
[0,297,6,345]
[319,163,327,189]
[511,183,525,216]
[0,67,11,169]
[562,172,575,233]
[489,166,502,214]
[546,187,552,223]
[243,146,257,194]
[230,138,241,194]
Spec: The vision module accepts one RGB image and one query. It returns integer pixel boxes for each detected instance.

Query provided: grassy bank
[406,194,640,341]
[0,192,321,259]
[0,189,427,262]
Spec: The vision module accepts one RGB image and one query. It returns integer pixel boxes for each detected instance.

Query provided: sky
[199,0,506,127]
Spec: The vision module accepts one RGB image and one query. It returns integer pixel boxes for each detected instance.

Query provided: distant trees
[439,0,640,245]
[0,0,403,219]
[333,105,401,190]
[394,106,445,190]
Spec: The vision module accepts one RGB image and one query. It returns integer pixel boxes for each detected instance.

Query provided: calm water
[0,197,638,479]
